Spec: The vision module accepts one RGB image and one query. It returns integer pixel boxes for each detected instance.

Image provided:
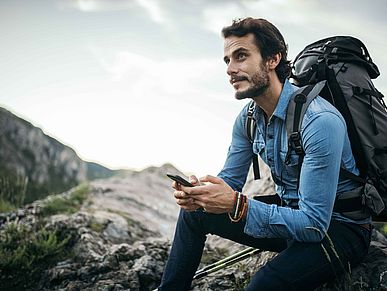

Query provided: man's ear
[267,53,281,70]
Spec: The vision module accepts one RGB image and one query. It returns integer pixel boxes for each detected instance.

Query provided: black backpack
[247,36,387,222]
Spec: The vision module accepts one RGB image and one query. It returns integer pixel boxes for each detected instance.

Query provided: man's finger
[192,199,205,208]
[176,198,194,206]
[180,184,206,195]
[189,175,199,185]
[199,175,223,184]
[174,190,187,199]
[172,181,181,190]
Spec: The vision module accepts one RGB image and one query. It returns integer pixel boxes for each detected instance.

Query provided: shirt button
[268,157,273,162]
[268,134,273,139]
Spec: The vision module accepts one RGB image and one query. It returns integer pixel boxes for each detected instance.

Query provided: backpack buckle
[289,132,304,155]
[289,132,301,142]
[294,145,304,155]
[294,93,307,103]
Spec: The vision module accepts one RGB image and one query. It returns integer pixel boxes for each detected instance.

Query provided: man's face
[223,33,269,100]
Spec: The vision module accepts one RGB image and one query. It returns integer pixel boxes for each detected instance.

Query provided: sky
[1,0,386,177]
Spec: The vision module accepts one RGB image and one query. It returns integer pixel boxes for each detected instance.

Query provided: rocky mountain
[0,106,114,203]
[0,107,386,290]
[0,163,183,290]
[0,163,386,290]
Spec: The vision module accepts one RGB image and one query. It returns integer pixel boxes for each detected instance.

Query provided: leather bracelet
[231,191,238,216]
[241,199,249,220]
[228,193,248,223]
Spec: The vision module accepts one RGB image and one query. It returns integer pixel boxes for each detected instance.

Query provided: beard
[235,65,270,100]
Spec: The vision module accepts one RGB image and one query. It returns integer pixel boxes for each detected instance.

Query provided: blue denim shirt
[218,80,370,242]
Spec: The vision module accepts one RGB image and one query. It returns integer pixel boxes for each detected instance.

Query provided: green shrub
[0,199,18,213]
[40,196,78,216]
[88,221,105,233]
[0,222,71,290]
[69,183,89,204]
[374,222,387,237]
[0,174,28,212]
[40,183,89,216]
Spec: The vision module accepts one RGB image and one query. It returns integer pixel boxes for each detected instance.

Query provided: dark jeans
[158,209,371,291]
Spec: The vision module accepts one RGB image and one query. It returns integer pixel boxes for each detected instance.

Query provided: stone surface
[0,161,386,290]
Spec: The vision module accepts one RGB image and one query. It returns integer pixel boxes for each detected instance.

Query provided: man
[158,18,371,290]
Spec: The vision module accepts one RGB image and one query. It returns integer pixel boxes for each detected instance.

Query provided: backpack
[247,36,387,222]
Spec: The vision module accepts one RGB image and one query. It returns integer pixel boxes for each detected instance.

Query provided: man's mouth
[230,76,247,85]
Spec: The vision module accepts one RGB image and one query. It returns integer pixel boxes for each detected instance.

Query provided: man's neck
[253,76,284,120]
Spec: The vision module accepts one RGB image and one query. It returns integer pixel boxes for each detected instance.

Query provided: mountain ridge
[0,106,386,290]
[0,106,116,203]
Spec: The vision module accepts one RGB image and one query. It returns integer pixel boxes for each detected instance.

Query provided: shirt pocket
[279,150,300,178]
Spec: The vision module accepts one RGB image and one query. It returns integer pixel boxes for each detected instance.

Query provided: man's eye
[237,53,247,60]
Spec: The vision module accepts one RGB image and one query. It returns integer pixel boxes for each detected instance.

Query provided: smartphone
[166,174,194,187]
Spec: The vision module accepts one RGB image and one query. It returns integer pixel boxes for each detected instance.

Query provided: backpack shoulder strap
[285,82,326,190]
[285,81,326,146]
[247,81,326,182]
[246,101,256,142]
[246,101,260,180]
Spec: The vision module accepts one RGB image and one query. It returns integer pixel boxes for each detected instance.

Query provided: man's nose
[226,60,238,76]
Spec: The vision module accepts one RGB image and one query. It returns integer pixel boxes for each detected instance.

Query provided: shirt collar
[272,79,296,121]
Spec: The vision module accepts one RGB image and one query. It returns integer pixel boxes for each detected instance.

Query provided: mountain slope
[0,106,114,203]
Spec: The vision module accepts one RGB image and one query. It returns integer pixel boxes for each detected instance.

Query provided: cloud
[201,3,245,35]
[57,0,166,24]
[200,0,386,40]
[57,0,134,12]
[135,0,165,24]
[86,44,242,127]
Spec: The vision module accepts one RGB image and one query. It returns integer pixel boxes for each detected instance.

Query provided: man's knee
[177,209,207,234]
[246,261,291,291]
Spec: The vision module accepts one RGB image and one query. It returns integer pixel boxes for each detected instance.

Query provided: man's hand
[181,175,235,214]
[172,175,202,212]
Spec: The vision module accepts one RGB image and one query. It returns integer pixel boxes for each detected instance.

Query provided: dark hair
[222,18,291,83]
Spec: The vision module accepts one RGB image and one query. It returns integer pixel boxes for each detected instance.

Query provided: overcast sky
[1,0,386,177]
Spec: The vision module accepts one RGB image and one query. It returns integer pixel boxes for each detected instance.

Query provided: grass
[0,182,90,290]
[69,183,90,205]
[0,183,88,289]
[232,262,253,291]
[0,221,72,290]
[0,175,28,213]
[88,221,105,233]
[40,183,89,216]
[374,222,387,237]
[0,199,18,213]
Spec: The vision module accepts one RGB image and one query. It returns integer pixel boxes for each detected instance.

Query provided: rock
[89,163,182,239]
[92,211,130,243]
[109,243,133,261]
[17,209,25,218]
[0,213,7,223]
[0,163,385,291]
[19,203,171,290]
[37,237,169,291]
[9,212,17,220]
